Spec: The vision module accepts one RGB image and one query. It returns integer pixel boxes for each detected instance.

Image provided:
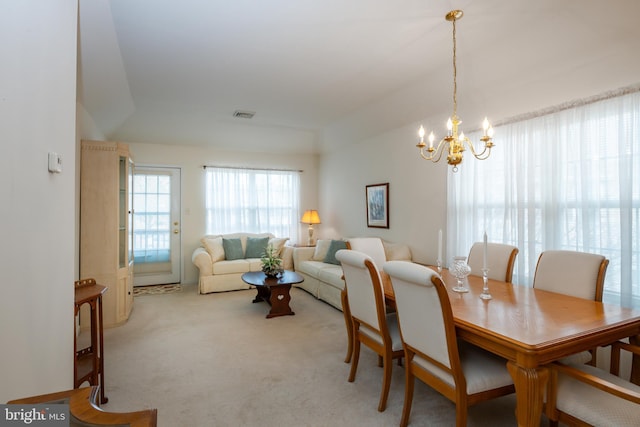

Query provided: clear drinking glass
[450,256,471,293]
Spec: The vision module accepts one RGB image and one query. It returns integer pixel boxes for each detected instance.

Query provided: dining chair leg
[341,289,353,364]
[348,328,361,383]
[400,363,415,427]
[378,352,393,412]
[455,397,468,427]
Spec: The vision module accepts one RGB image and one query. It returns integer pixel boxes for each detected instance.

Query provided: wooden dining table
[380,267,640,427]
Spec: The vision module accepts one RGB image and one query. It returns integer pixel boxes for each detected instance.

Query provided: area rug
[133,284,182,296]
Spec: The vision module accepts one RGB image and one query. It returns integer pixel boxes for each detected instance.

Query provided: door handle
[173,229,179,234]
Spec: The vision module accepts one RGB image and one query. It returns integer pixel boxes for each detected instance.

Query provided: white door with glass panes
[132,166,181,286]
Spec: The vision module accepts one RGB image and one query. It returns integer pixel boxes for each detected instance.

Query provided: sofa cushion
[223,238,244,260]
[247,258,263,271]
[212,259,252,275]
[296,260,328,277]
[317,265,346,289]
[296,260,344,289]
[324,240,348,265]
[268,237,289,256]
[312,240,332,261]
[384,241,412,261]
[201,236,225,262]
[245,236,270,258]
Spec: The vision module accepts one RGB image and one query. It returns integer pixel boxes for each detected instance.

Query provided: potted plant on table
[261,245,284,278]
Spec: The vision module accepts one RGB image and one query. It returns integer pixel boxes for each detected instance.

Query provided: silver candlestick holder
[436,258,442,274]
[480,268,492,300]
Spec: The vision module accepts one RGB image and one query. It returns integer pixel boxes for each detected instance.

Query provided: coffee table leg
[253,285,270,303]
[267,283,295,318]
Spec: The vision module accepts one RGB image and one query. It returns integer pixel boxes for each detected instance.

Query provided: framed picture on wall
[366,183,389,228]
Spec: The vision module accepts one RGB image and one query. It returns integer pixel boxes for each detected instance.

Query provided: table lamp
[300,210,321,245]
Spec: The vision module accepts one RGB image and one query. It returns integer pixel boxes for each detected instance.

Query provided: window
[205,167,300,242]
[132,172,172,263]
[449,90,640,308]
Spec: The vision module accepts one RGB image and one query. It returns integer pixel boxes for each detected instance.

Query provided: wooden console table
[74,279,107,404]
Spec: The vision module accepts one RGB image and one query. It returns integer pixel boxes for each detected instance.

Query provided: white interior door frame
[132,165,182,286]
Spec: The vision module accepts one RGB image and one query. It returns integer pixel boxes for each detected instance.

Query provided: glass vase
[450,256,471,293]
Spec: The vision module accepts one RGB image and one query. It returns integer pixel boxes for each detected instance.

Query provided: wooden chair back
[383,261,459,371]
[467,242,519,283]
[533,250,608,301]
[347,237,387,268]
[336,249,387,336]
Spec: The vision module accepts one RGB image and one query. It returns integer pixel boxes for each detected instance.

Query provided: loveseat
[192,232,293,294]
[292,237,412,311]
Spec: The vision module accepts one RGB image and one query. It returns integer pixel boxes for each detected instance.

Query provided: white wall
[0,0,78,401]
[127,142,319,285]
[319,123,448,264]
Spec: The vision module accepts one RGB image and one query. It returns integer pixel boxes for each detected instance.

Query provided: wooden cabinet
[80,140,134,327]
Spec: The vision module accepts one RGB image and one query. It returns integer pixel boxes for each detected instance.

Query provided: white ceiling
[78,0,640,154]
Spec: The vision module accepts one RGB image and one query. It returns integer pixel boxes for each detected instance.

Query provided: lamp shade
[300,210,321,224]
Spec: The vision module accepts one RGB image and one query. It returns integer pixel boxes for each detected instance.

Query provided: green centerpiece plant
[261,245,284,277]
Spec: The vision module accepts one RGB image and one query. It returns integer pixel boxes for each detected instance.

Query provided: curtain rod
[494,83,640,128]
[462,83,640,134]
[202,165,303,173]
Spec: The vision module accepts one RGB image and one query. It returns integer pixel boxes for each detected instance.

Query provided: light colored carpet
[94,285,549,426]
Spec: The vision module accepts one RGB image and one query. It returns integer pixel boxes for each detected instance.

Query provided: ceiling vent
[233,110,255,119]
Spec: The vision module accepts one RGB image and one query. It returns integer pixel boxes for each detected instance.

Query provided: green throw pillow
[324,240,348,265]
[245,236,270,258]
[222,238,244,260]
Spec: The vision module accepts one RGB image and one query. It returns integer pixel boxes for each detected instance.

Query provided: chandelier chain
[452,17,457,118]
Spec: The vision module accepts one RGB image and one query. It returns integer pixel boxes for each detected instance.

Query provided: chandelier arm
[461,137,493,160]
[419,138,448,163]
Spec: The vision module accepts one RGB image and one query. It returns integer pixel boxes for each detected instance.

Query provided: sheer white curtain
[448,91,640,308]
[205,167,300,242]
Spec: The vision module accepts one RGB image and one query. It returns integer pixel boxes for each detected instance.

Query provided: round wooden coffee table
[241,270,304,318]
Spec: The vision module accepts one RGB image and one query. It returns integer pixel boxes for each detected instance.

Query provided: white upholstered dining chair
[467,242,519,283]
[533,250,609,301]
[383,261,515,427]
[335,249,404,412]
[341,237,396,364]
[546,340,640,427]
[533,250,609,365]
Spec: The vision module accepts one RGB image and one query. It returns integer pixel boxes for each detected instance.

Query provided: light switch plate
[48,152,62,173]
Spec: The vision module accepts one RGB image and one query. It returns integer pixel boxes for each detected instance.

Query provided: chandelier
[416,10,494,172]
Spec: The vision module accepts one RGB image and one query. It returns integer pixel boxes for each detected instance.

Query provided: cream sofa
[192,232,293,294]
[292,237,412,311]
